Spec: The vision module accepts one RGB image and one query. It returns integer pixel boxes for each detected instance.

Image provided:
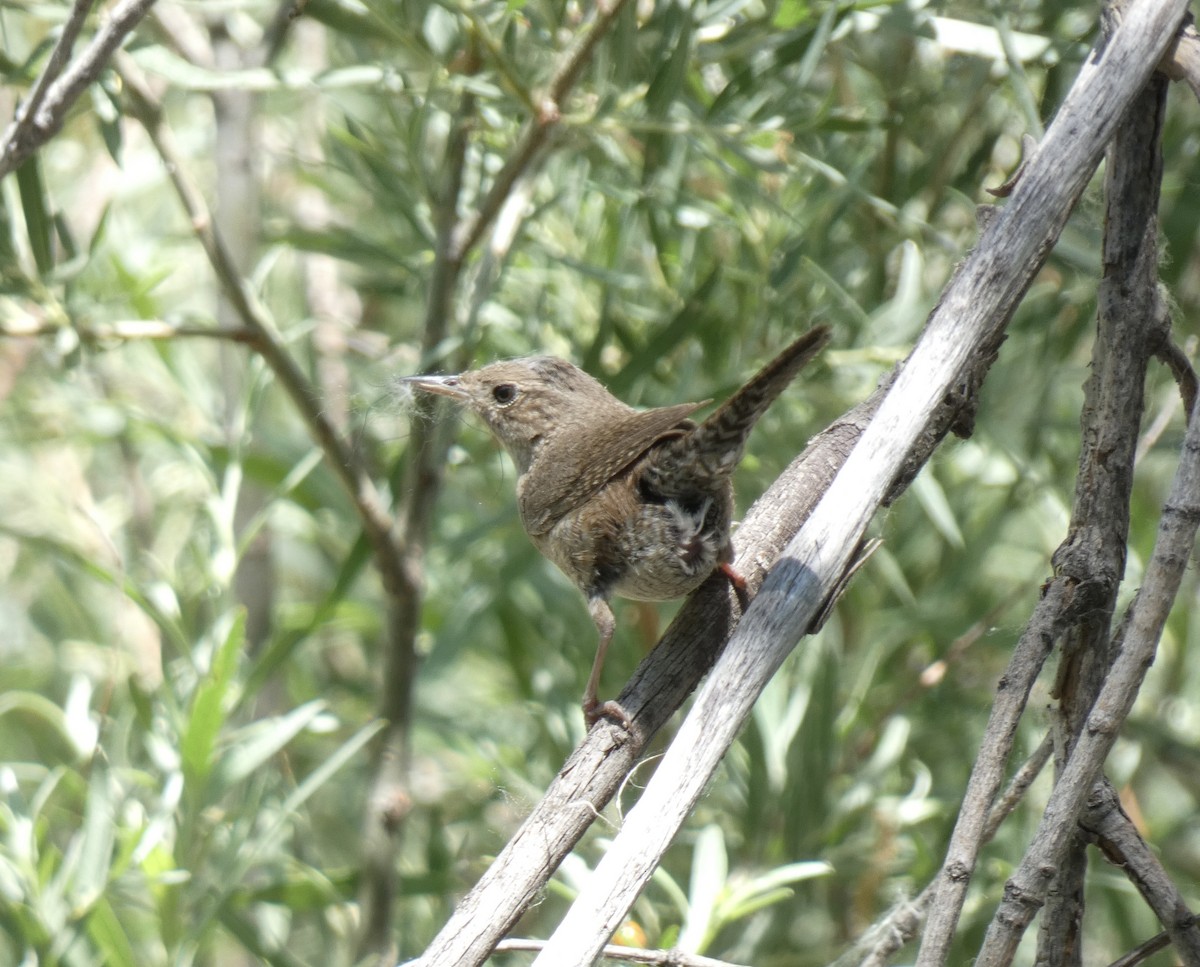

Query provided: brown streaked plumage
[402,325,830,727]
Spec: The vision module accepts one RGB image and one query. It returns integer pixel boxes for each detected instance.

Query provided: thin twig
[448,0,633,262]
[113,52,401,578]
[15,0,96,140]
[148,3,212,67]
[1153,333,1199,424]
[1083,779,1200,963]
[261,0,311,67]
[1159,13,1200,101]
[496,938,750,967]
[912,577,1082,964]
[353,45,480,962]
[0,316,262,345]
[1106,932,1174,967]
[983,732,1054,841]
[0,0,161,180]
[1138,336,1199,464]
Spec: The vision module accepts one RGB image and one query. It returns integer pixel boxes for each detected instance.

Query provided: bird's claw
[583,697,632,731]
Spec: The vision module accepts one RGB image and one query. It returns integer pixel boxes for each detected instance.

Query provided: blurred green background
[1,0,1198,964]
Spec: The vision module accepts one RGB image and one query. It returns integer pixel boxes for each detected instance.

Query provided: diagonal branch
[1082,779,1200,963]
[0,0,160,181]
[447,0,633,262]
[496,938,750,967]
[14,0,96,143]
[113,53,402,581]
[0,313,261,345]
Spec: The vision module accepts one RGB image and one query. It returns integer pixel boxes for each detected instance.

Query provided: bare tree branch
[15,0,96,142]
[883,576,1081,967]
[1082,779,1200,964]
[919,6,1182,959]
[112,52,403,597]
[1107,932,1175,967]
[975,310,1200,966]
[1035,50,1170,967]
[1152,336,1199,422]
[0,0,161,181]
[1159,13,1200,101]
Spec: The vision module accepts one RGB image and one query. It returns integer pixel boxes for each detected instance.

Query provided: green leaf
[644,5,694,120]
[181,612,247,788]
[307,0,406,41]
[677,823,726,952]
[912,471,965,549]
[70,764,117,909]
[212,701,326,791]
[16,157,53,275]
[719,861,833,923]
[0,691,79,765]
[92,74,124,165]
[85,896,137,967]
[773,0,811,30]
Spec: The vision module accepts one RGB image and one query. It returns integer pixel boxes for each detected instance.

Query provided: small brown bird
[402,325,830,727]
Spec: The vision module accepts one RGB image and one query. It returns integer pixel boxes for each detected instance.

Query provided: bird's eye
[492,383,518,406]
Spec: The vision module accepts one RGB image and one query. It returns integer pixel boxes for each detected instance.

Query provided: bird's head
[400,356,624,474]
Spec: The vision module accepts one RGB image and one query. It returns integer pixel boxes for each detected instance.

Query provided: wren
[402,325,830,728]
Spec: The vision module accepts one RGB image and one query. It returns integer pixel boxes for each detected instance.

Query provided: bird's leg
[583,596,631,729]
[718,561,751,611]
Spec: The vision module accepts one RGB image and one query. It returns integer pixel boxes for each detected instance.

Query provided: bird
[401,325,830,728]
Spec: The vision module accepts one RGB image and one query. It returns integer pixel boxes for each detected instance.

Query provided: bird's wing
[518,401,707,536]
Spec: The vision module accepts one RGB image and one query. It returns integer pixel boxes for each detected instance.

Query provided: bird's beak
[399,374,469,401]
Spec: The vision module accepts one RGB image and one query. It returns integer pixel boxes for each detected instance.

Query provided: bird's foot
[583,697,632,730]
[718,561,751,611]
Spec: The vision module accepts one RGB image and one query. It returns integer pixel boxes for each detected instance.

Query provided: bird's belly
[530,481,732,603]
[610,501,726,600]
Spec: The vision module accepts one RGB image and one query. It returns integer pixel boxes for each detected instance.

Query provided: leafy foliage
[1,0,1198,964]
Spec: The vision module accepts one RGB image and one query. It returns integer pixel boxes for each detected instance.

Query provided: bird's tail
[641,325,830,499]
[690,324,831,464]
